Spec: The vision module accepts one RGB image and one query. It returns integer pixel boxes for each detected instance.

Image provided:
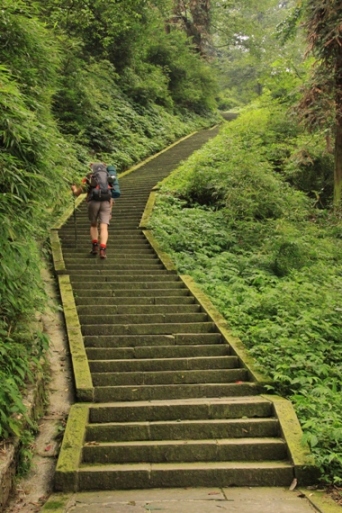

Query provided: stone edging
[54,404,88,493]
[57,275,93,402]
[263,395,318,484]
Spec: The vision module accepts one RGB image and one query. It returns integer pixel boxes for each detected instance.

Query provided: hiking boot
[100,246,107,259]
[90,242,99,255]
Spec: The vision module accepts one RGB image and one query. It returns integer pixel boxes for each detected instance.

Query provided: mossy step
[89,397,274,423]
[70,270,177,279]
[72,281,186,291]
[74,288,191,298]
[83,332,224,348]
[89,355,238,373]
[86,344,230,360]
[59,233,147,240]
[61,242,152,249]
[66,263,164,271]
[76,296,196,306]
[79,312,209,325]
[62,248,156,258]
[92,368,247,387]
[86,418,279,442]
[78,304,201,316]
[93,382,261,402]
[64,253,159,261]
[81,321,217,336]
[82,438,288,464]
[65,461,294,491]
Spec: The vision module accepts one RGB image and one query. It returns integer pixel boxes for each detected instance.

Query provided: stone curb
[57,275,93,402]
[263,395,319,485]
[302,490,342,513]
[54,404,89,493]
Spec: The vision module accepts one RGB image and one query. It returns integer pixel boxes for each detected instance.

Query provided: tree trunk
[171,0,211,55]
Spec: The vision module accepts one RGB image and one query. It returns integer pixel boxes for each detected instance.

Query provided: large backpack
[107,165,121,199]
[88,163,112,201]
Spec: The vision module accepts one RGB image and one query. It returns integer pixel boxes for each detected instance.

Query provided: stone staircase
[52,128,317,492]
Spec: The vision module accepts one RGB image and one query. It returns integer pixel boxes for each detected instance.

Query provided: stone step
[68,461,294,490]
[81,321,217,336]
[89,356,238,373]
[92,368,247,387]
[88,397,274,423]
[77,304,201,315]
[70,271,179,281]
[61,241,152,249]
[59,232,147,240]
[62,248,157,257]
[72,281,186,291]
[93,382,261,402]
[82,438,288,464]
[65,263,164,271]
[83,333,224,347]
[86,418,279,442]
[86,344,230,360]
[76,296,196,306]
[64,254,159,262]
[79,312,209,325]
[74,288,191,298]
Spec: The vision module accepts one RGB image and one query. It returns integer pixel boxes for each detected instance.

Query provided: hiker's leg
[98,202,111,257]
[99,223,108,245]
[90,223,98,241]
[88,201,101,255]
[98,202,111,244]
[88,201,101,240]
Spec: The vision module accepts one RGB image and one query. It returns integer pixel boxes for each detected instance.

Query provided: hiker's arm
[71,178,88,197]
[71,184,83,197]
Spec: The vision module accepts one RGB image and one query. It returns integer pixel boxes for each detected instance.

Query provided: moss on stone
[140,190,158,229]
[41,495,71,511]
[302,490,342,513]
[55,404,89,491]
[57,275,93,398]
[50,230,66,273]
[264,394,319,485]
[143,230,177,271]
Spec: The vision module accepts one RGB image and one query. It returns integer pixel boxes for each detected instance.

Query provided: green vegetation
[0,0,219,442]
[149,102,342,483]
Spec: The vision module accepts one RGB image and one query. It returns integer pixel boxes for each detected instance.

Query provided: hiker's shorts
[88,200,111,225]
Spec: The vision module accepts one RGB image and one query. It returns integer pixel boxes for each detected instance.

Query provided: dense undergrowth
[0,0,219,443]
[149,103,342,484]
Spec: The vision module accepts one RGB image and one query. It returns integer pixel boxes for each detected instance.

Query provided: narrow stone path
[52,128,316,492]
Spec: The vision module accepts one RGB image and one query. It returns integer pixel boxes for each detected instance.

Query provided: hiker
[71,162,112,259]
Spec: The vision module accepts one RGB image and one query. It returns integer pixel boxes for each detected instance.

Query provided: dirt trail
[4,267,74,513]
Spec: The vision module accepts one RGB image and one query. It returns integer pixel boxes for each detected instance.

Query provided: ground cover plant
[149,103,342,484]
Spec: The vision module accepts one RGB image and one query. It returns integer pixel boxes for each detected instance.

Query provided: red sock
[92,239,98,244]
[100,244,106,249]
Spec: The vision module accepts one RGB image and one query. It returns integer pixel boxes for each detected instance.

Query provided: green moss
[57,275,93,396]
[41,494,71,512]
[56,404,88,474]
